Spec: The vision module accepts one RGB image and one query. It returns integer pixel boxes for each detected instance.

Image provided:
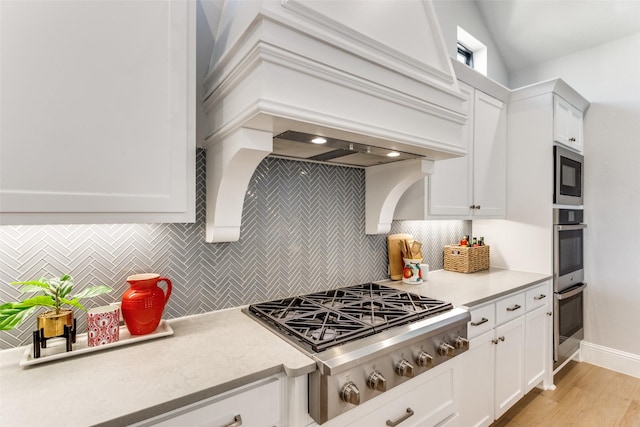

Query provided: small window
[457,43,474,67]
[457,26,487,76]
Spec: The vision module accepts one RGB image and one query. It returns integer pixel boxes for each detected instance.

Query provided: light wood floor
[491,361,640,426]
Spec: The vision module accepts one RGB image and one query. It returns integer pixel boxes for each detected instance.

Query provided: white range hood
[202,0,467,243]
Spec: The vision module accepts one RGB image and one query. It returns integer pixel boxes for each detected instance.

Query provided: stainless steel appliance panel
[553,208,586,293]
[554,283,586,369]
[553,223,586,292]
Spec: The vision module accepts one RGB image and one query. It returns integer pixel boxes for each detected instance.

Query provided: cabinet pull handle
[386,408,414,426]
[547,312,553,316]
[507,304,522,312]
[222,415,242,427]
[534,294,547,300]
[492,338,499,345]
[470,317,489,326]
[499,336,505,342]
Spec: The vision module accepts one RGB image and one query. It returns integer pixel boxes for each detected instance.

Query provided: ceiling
[474,0,640,72]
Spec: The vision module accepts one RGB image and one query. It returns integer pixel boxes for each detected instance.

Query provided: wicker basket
[443,245,489,273]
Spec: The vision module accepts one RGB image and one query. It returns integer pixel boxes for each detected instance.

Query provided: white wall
[511,33,640,357]
[432,0,510,87]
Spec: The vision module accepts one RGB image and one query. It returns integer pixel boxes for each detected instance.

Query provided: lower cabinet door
[524,305,549,393]
[346,364,457,427]
[494,317,525,419]
[134,376,281,427]
[457,330,495,427]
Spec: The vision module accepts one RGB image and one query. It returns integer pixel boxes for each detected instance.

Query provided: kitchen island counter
[0,308,316,427]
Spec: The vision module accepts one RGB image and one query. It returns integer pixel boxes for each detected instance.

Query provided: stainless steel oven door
[553,223,586,293]
[554,283,586,369]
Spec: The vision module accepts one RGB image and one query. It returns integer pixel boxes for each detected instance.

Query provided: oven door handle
[556,283,587,300]
[555,224,587,231]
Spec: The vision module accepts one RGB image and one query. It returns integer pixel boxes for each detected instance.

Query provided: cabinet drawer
[347,366,456,427]
[496,293,526,325]
[136,376,281,427]
[467,303,495,338]
[525,282,551,312]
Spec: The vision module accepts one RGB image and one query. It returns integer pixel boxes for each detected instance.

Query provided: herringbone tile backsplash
[0,150,470,349]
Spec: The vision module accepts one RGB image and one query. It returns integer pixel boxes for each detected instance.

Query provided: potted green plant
[0,274,113,338]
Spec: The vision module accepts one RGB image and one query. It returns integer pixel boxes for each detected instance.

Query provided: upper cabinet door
[393,80,506,221]
[472,90,506,218]
[553,95,583,153]
[427,81,474,217]
[0,0,195,225]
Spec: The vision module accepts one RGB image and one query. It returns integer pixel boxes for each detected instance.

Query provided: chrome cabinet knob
[416,351,433,368]
[340,381,360,405]
[367,370,387,392]
[455,336,469,350]
[396,359,415,378]
[438,342,455,357]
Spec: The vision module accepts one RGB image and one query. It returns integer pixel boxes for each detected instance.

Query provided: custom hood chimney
[202,0,467,242]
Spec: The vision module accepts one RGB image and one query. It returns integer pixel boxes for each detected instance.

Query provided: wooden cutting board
[387,233,413,280]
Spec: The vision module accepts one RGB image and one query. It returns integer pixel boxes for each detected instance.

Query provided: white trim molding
[581,341,640,379]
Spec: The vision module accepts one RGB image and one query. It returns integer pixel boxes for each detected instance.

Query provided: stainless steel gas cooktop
[245,283,470,424]
[248,283,454,353]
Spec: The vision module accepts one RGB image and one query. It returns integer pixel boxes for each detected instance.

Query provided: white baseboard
[581,341,640,379]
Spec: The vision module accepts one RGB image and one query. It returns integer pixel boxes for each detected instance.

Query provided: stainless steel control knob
[340,381,360,405]
[438,342,455,357]
[455,336,469,350]
[396,359,415,378]
[367,370,387,392]
[416,351,434,368]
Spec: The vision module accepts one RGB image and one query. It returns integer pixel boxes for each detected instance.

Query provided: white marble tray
[20,320,173,367]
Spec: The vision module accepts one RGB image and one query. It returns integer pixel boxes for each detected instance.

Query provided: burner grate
[248,283,453,353]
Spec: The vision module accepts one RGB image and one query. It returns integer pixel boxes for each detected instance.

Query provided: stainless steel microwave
[554,145,584,205]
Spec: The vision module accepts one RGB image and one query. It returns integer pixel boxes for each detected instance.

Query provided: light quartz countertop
[0,268,550,426]
[383,267,551,308]
[0,308,316,427]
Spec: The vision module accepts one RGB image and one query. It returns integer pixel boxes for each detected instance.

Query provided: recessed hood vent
[273,131,423,167]
[202,0,467,242]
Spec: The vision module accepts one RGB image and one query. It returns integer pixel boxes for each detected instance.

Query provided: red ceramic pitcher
[121,273,172,335]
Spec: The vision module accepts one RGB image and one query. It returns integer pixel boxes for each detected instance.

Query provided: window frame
[457,42,474,67]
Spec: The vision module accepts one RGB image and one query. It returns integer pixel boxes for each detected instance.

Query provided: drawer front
[347,365,456,427]
[467,303,495,338]
[525,282,551,312]
[496,292,526,325]
[137,376,281,427]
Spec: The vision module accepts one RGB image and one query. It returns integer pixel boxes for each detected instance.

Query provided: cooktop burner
[248,283,453,353]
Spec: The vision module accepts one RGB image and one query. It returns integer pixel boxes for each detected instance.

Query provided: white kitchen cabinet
[0,0,196,225]
[494,316,525,419]
[456,329,495,427]
[524,281,553,393]
[554,95,583,153]
[457,281,552,425]
[133,376,283,427]
[394,81,506,220]
[473,80,588,275]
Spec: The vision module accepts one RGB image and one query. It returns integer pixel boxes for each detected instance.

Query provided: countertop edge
[461,275,552,308]
[94,366,299,427]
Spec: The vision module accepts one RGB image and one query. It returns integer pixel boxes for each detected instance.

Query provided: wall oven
[553,208,587,369]
[554,145,584,205]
